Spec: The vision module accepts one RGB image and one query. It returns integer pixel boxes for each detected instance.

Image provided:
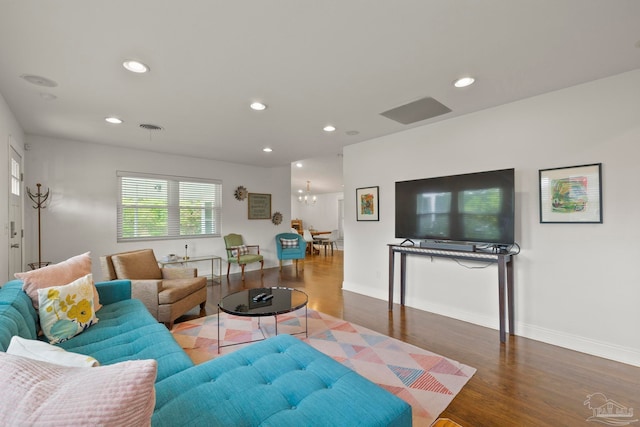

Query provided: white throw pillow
[7,336,99,367]
[230,245,249,257]
[280,238,299,248]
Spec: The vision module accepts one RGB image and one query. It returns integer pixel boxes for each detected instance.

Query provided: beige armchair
[100,249,207,329]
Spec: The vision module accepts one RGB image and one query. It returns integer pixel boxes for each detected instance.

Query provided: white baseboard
[342,281,640,367]
[517,323,640,367]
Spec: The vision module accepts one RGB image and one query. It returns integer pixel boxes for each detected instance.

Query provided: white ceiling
[0,1,638,197]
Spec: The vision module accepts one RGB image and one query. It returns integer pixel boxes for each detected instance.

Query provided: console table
[388,244,515,342]
[158,255,222,284]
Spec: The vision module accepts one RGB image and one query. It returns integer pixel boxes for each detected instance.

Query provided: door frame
[8,139,23,278]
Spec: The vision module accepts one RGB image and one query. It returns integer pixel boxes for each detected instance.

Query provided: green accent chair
[224,233,264,281]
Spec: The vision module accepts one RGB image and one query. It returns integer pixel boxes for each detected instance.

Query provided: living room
[12,68,639,368]
[1,2,639,425]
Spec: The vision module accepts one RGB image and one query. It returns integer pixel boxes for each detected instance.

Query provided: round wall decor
[272,211,283,225]
[234,185,248,201]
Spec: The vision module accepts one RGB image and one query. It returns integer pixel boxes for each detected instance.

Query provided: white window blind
[117,171,222,242]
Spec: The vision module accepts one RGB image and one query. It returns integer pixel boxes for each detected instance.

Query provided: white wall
[23,136,292,280]
[291,192,343,233]
[0,92,25,282]
[344,70,640,366]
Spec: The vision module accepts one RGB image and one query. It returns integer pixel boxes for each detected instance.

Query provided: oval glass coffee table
[217,287,308,352]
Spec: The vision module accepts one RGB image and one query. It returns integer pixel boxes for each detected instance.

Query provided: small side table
[157,255,222,284]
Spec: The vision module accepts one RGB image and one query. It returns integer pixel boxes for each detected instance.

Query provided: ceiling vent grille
[380,96,451,125]
[139,123,163,131]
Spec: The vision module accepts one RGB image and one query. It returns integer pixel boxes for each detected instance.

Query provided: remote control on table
[252,293,267,302]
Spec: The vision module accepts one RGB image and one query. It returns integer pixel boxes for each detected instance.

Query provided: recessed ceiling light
[123,60,150,73]
[105,117,123,124]
[453,77,475,88]
[323,125,336,132]
[263,147,273,152]
[298,189,303,193]
[250,102,267,111]
[295,163,303,168]
[20,74,58,87]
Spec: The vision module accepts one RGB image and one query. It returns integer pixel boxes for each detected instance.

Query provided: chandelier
[298,180,317,205]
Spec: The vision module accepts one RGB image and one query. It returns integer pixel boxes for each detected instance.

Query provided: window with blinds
[117,171,222,242]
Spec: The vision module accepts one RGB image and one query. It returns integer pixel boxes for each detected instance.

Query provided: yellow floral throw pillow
[38,273,99,344]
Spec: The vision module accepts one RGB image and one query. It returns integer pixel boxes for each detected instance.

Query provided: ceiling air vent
[20,74,58,87]
[380,96,451,125]
[139,123,163,131]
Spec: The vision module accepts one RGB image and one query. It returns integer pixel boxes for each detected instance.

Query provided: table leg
[507,257,514,336]
[400,253,407,307]
[498,256,506,343]
[388,247,395,311]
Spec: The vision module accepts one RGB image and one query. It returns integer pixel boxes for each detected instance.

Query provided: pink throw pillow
[0,352,157,426]
[15,252,101,311]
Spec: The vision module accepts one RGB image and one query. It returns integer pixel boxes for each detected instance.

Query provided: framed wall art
[356,186,379,221]
[248,193,271,219]
[539,163,602,223]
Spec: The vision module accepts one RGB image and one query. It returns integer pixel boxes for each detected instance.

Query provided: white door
[9,145,23,277]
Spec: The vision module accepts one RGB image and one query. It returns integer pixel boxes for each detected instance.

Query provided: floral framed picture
[539,163,602,223]
[356,186,379,221]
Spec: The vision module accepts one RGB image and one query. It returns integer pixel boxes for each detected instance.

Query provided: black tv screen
[395,168,515,246]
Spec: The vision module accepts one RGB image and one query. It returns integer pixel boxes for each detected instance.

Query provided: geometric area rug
[171,309,476,426]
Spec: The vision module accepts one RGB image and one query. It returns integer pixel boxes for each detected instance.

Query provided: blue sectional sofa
[0,279,412,426]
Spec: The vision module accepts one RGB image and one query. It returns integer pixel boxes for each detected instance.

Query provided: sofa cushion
[0,281,39,351]
[152,334,412,427]
[0,352,157,426]
[38,274,99,344]
[100,249,147,281]
[237,254,264,264]
[15,252,100,310]
[56,298,194,381]
[112,249,162,280]
[158,277,206,305]
[95,280,132,306]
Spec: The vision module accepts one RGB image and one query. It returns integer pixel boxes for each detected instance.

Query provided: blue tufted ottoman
[152,334,412,426]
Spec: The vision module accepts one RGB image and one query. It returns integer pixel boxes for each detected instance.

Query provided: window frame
[117,171,222,242]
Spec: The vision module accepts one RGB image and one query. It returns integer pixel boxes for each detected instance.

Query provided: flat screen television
[395,168,515,247]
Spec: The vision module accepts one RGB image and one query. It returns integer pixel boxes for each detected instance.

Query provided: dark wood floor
[178,251,640,427]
